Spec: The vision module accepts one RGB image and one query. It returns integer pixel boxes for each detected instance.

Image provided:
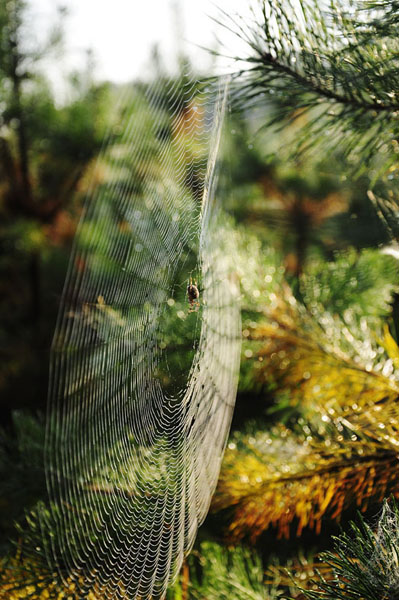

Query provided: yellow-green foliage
[0,559,89,599]
[214,425,399,540]
[0,557,125,599]
[249,291,398,415]
[214,291,399,540]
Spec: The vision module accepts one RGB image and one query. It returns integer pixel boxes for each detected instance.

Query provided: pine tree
[209,1,399,596]
[224,0,399,174]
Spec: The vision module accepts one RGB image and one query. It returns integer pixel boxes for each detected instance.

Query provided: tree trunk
[181,560,189,600]
[29,249,41,323]
[10,31,33,209]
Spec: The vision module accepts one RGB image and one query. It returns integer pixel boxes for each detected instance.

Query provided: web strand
[45,73,241,599]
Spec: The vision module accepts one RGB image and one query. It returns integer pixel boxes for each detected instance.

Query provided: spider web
[44,70,241,599]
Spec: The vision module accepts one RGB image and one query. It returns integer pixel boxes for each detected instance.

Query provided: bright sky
[30,0,254,90]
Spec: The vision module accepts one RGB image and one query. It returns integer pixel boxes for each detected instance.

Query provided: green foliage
[186,542,275,600]
[218,0,399,576]
[227,0,399,172]
[301,248,399,320]
[1,1,399,599]
[212,205,399,540]
[0,413,45,555]
[300,499,399,600]
[0,0,114,424]
[174,501,399,600]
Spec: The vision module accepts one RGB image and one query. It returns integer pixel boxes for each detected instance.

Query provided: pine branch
[226,0,399,167]
[250,290,399,420]
[214,281,399,540]
[185,542,273,600]
[213,424,399,541]
[299,498,399,600]
[256,50,399,114]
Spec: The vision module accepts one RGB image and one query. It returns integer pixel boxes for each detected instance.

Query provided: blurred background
[1,0,399,597]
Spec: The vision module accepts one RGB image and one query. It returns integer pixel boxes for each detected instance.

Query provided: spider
[187,277,200,312]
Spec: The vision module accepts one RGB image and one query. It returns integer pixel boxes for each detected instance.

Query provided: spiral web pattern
[45,73,241,599]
